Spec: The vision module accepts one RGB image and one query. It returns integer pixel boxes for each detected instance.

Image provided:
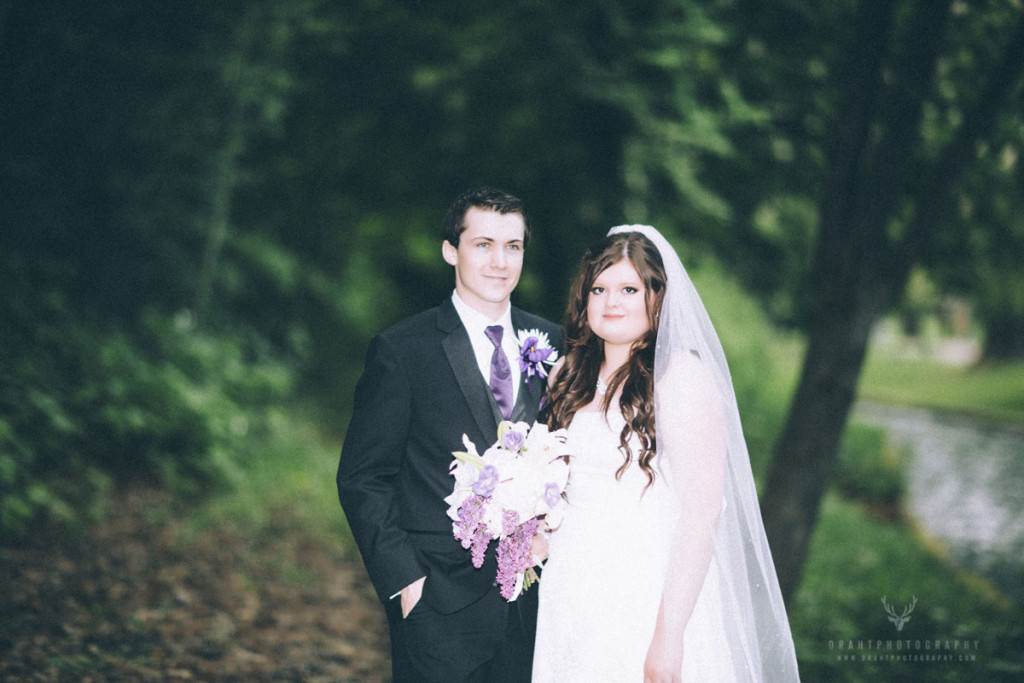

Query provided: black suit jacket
[338,298,562,614]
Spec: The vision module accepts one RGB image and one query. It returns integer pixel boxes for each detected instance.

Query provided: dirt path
[0,489,391,682]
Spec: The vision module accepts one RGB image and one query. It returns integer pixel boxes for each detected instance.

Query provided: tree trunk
[761,280,888,598]
[195,107,247,322]
[194,6,261,323]
[760,0,952,603]
[762,5,1024,603]
[983,313,1024,359]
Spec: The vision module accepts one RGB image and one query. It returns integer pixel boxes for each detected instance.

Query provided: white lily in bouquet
[445,420,571,601]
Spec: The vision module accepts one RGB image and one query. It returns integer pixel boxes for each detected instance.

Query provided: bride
[532,226,800,682]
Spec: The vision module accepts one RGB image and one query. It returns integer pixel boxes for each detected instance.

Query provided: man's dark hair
[442,187,531,248]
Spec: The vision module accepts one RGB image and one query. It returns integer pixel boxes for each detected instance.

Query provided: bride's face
[586,259,650,348]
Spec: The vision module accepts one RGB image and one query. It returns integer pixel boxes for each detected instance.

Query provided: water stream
[855,403,1024,600]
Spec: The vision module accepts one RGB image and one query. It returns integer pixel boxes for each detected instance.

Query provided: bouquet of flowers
[445,420,571,601]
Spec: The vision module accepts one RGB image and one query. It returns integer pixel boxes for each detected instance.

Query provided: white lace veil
[608,225,800,681]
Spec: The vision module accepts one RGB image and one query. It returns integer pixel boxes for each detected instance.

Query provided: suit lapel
[438,300,502,439]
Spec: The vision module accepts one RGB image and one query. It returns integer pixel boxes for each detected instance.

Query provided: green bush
[832,423,907,511]
[0,296,295,540]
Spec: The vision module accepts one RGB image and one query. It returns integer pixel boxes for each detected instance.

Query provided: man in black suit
[338,188,561,682]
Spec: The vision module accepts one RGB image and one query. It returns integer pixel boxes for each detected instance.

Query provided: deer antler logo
[881,595,918,631]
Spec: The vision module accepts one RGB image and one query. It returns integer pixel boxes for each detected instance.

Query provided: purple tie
[485,325,514,419]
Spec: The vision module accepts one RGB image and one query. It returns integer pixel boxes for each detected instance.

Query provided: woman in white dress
[532,226,799,682]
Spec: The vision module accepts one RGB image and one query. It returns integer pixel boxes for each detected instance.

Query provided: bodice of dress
[555,410,678,538]
[534,409,737,682]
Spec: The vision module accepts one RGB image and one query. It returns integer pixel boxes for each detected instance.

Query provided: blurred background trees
[733,0,1024,600]
[2,0,1022,605]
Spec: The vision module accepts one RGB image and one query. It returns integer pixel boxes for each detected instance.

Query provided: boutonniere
[515,329,559,387]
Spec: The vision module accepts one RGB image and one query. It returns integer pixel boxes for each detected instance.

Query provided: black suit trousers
[385,582,538,683]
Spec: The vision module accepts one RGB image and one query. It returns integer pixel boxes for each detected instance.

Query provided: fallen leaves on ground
[0,488,391,682]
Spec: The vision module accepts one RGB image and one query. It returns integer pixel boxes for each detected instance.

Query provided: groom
[338,187,561,682]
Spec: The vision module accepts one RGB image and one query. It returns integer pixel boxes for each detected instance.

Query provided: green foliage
[0,297,294,539]
[183,405,352,548]
[749,194,819,321]
[832,424,906,510]
[792,494,1024,681]
[719,0,1024,336]
[896,268,942,337]
[860,353,1024,424]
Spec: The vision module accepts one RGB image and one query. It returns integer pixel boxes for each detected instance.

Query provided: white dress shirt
[450,290,521,407]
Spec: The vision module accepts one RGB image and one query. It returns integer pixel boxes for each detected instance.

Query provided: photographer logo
[881,595,917,632]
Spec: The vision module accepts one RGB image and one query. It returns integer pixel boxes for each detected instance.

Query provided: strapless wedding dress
[532,410,736,682]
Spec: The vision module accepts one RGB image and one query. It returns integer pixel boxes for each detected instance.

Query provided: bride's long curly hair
[544,232,667,487]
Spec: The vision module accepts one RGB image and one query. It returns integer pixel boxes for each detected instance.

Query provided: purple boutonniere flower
[515,329,559,388]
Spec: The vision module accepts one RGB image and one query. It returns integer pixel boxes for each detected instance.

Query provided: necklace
[596,376,609,396]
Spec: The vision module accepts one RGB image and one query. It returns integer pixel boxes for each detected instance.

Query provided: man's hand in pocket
[401,576,426,618]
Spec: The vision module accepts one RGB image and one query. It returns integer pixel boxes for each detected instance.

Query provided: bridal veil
[608,225,800,681]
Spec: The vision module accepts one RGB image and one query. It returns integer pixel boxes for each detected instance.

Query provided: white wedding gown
[533,410,736,682]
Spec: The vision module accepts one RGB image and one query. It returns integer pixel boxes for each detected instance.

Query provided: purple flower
[454,495,485,548]
[544,482,560,508]
[502,429,525,452]
[501,509,520,537]
[518,337,555,378]
[455,495,493,568]
[471,526,489,568]
[516,330,558,389]
[495,516,540,599]
[473,464,499,497]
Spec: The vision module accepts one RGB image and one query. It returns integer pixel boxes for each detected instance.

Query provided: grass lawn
[791,493,1024,682]
[859,351,1024,425]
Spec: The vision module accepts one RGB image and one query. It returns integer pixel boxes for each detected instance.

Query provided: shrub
[832,423,907,512]
[0,297,294,540]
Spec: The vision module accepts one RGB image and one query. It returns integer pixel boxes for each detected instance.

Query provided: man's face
[442,207,526,318]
